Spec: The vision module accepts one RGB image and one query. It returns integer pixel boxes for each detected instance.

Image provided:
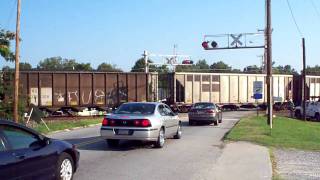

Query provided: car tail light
[109,120,116,126]
[134,120,140,126]
[102,118,108,126]
[141,119,151,127]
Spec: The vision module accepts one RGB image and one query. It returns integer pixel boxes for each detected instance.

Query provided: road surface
[50,111,253,180]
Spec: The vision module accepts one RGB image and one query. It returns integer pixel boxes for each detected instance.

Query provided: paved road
[50,111,253,180]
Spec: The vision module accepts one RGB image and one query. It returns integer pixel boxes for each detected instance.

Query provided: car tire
[189,120,194,126]
[315,113,320,121]
[154,128,165,148]
[56,152,74,180]
[218,119,222,123]
[213,121,218,126]
[295,110,301,118]
[174,123,182,139]
[107,139,120,147]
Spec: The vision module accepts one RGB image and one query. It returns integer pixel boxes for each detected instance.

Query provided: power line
[310,0,320,21]
[285,0,304,37]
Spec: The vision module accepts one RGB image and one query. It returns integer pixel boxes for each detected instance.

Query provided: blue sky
[1,0,319,71]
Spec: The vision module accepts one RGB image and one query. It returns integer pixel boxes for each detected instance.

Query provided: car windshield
[114,103,156,114]
[193,103,215,109]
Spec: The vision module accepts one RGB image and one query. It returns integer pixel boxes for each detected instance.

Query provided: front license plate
[117,129,130,135]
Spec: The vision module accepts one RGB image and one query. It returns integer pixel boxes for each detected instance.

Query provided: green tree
[37,57,93,71]
[97,63,122,72]
[19,62,32,70]
[37,56,64,70]
[243,65,261,74]
[273,65,297,75]
[196,59,210,70]
[210,61,233,73]
[0,29,15,61]
[305,65,320,75]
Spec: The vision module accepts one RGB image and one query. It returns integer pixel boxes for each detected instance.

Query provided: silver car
[188,102,222,126]
[100,102,182,148]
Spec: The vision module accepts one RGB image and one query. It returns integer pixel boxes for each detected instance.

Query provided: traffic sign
[253,81,263,99]
[230,34,243,46]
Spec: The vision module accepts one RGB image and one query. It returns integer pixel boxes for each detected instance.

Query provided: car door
[0,130,17,180]
[158,105,170,132]
[0,124,57,180]
[164,105,178,135]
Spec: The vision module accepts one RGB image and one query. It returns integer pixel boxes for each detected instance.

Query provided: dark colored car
[221,104,239,111]
[188,102,222,125]
[240,103,257,109]
[0,120,79,180]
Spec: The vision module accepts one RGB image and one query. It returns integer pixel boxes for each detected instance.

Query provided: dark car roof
[0,120,42,136]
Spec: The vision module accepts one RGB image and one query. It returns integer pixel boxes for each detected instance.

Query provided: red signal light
[202,41,209,49]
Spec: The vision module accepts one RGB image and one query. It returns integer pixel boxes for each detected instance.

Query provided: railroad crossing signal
[230,34,243,47]
[201,32,264,50]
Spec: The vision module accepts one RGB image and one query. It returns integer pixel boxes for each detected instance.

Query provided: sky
[0,0,320,72]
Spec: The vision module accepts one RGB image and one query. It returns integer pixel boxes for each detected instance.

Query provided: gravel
[274,149,320,180]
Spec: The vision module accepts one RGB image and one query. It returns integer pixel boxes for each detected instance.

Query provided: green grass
[32,118,102,134]
[226,116,320,151]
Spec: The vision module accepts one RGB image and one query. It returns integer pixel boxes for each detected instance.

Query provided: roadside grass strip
[32,118,102,134]
[225,116,320,151]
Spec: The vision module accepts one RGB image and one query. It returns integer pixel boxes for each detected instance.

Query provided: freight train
[2,71,320,116]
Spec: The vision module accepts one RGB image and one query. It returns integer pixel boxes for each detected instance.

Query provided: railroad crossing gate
[253,81,263,99]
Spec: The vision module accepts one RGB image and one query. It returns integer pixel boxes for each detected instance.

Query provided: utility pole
[266,0,273,128]
[143,50,149,73]
[302,38,306,121]
[13,0,21,123]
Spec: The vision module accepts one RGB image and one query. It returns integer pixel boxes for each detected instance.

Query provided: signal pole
[13,0,21,123]
[143,50,149,73]
[302,38,306,121]
[266,0,273,128]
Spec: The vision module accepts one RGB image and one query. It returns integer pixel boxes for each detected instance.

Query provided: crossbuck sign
[230,34,243,46]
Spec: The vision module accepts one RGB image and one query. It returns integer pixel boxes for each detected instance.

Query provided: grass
[32,118,102,134]
[225,116,320,151]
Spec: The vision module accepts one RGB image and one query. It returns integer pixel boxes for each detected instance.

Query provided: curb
[46,123,101,135]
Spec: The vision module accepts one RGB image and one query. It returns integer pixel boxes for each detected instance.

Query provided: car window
[0,125,39,150]
[193,103,215,109]
[164,105,175,116]
[114,103,156,114]
[0,138,5,152]
[158,105,166,116]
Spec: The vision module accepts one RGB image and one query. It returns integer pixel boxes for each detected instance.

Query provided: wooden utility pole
[302,38,306,121]
[13,0,21,122]
[266,0,273,128]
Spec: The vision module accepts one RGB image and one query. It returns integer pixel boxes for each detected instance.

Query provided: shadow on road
[64,136,156,151]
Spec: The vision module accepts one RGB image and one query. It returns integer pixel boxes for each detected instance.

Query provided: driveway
[50,111,254,180]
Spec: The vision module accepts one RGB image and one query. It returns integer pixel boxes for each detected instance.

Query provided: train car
[17,71,158,115]
[170,72,294,105]
[293,75,320,105]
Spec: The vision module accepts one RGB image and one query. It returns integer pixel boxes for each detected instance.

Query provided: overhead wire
[285,0,304,37]
[310,0,320,21]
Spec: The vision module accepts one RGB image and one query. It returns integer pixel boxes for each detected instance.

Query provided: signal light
[202,41,209,49]
[202,40,218,50]
[182,60,194,64]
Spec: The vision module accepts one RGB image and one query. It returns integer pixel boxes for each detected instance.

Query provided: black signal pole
[266,0,273,128]
[302,38,306,121]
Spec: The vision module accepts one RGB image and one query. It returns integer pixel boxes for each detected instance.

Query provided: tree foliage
[0,29,15,61]
[131,58,169,73]
[19,62,32,70]
[97,63,122,72]
[37,56,93,71]
[305,65,320,75]
[273,65,297,75]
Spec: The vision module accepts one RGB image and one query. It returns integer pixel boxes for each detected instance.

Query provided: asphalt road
[49,111,253,180]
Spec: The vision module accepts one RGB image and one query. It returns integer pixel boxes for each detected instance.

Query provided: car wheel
[295,110,301,118]
[107,139,120,147]
[189,120,194,126]
[56,152,74,180]
[218,119,222,123]
[315,113,320,121]
[174,123,182,139]
[154,128,165,148]
[213,121,218,126]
